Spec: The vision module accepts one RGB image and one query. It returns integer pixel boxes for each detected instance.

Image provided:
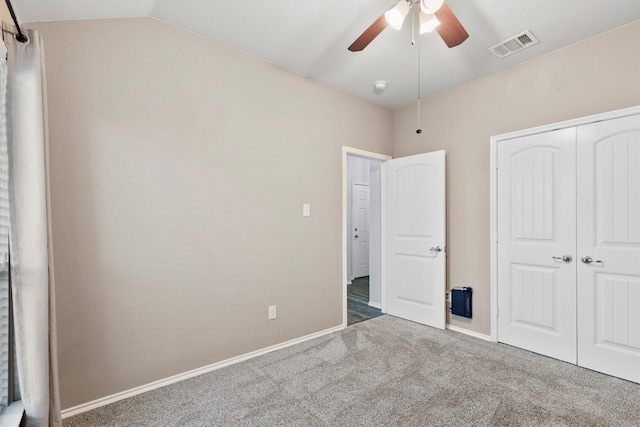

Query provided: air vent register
[489,30,539,59]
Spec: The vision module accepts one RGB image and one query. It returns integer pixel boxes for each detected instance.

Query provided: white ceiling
[14,0,640,109]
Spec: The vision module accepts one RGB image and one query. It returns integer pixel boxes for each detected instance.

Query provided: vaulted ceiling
[13,0,640,109]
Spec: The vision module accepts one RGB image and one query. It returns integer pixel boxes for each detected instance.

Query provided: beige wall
[394,21,640,335]
[30,18,393,409]
[0,4,10,26]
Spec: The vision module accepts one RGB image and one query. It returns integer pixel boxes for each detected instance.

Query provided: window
[0,276,9,409]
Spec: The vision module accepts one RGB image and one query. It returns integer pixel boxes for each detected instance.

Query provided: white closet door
[576,114,640,383]
[497,128,577,363]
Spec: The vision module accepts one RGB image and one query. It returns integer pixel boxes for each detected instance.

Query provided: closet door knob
[430,245,443,253]
[552,255,573,263]
[581,255,601,264]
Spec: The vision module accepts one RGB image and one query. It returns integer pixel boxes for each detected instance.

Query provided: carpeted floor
[64,315,640,426]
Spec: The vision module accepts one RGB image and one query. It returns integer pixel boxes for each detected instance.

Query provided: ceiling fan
[348,0,468,52]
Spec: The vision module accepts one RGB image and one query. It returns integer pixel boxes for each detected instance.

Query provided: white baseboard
[446,324,494,342]
[61,324,345,419]
[368,301,381,309]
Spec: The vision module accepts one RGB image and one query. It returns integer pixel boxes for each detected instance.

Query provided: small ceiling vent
[489,30,539,59]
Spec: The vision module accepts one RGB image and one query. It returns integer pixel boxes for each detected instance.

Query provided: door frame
[342,147,392,328]
[489,105,640,342]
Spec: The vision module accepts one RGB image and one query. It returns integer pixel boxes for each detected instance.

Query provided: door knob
[355,235,359,238]
[581,255,601,264]
[552,255,573,263]
[430,245,443,253]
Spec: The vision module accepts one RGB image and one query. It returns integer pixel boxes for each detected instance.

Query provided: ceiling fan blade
[348,14,388,52]
[434,3,469,48]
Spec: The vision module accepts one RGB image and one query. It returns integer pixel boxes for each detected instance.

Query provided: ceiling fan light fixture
[420,0,444,15]
[384,0,411,30]
[419,13,440,34]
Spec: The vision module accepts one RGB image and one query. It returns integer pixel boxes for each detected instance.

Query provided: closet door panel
[577,113,640,384]
[497,128,577,363]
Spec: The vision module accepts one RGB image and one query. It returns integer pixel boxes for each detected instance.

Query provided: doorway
[342,147,390,326]
[347,276,382,325]
[342,147,448,329]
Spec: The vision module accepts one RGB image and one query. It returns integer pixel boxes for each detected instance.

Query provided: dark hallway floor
[347,276,383,325]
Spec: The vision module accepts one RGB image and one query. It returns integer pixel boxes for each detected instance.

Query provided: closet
[495,108,639,383]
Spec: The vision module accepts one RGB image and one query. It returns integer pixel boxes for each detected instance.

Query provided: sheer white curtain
[3,25,61,427]
[0,29,11,411]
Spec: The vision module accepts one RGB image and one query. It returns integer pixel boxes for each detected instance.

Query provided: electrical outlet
[268,305,277,320]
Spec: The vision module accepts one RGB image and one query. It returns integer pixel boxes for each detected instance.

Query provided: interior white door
[497,128,578,363]
[352,183,370,279]
[576,114,640,383]
[383,150,446,329]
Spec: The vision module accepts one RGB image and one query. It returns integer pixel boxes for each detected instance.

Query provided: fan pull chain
[411,4,416,46]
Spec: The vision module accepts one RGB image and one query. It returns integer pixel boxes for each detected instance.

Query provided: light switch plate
[303,204,311,217]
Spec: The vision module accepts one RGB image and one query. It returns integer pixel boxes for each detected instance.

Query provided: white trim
[380,161,387,313]
[0,401,24,427]
[489,136,498,342]
[491,106,640,143]
[446,324,493,342]
[62,324,345,419]
[368,301,382,309]
[342,147,391,327]
[489,105,640,341]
